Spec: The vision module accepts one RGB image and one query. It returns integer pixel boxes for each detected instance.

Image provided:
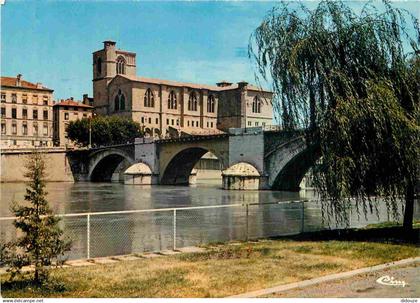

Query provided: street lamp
[88,113,96,149]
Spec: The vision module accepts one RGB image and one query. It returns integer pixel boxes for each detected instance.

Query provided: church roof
[114,74,272,93]
[1,76,53,92]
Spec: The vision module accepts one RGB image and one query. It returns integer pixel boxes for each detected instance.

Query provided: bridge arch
[265,136,319,191]
[88,149,135,182]
[160,144,228,185]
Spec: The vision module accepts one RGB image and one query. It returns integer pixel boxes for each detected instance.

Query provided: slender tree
[250,0,419,229]
[4,152,71,285]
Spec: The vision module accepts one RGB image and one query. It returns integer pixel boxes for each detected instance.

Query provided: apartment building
[1,74,54,148]
[53,98,94,146]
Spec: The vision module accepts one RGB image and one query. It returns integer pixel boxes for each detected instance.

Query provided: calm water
[1,180,417,259]
[0,180,313,216]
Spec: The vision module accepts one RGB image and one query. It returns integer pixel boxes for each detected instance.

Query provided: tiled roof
[115,75,272,93]
[53,99,93,108]
[218,82,273,93]
[1,76,53,91]
[120,75,221,91]
[180,127,225,136]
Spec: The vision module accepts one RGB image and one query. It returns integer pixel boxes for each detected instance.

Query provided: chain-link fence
[0,199,417,260]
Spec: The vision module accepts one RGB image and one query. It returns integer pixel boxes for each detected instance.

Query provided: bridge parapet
[1,147,68,154]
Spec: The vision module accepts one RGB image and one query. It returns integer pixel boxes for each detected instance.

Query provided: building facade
[216,81,273,130]
[92,41,273,137]
[1,75,54,148]
[53,98,94,147]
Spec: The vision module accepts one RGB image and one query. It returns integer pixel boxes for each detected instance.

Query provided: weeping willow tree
[250,0,419,230]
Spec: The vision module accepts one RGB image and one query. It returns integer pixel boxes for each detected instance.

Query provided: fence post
[300,201,305,233]
[87,214,91,259]
[349,206,352,228]
[173,209,177,251]
[245,204,249,241]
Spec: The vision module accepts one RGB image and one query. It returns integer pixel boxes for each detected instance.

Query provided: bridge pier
[222,162,262,190]
[189,169,197,185]
[123,162,158,185]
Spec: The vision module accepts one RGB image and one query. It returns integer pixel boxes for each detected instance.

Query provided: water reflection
[0,181,314,217]
[2,181,415,260]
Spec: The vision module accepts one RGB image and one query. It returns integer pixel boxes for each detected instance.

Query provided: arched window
[168,91,177,109]
[144,88,154,107]
[252,96,262,113]
[96,57,102,75]
[207,95,215,113]
[188,91,198,111]
[116,56,126,75]
[120,93,125,111]
[114,89,126,112]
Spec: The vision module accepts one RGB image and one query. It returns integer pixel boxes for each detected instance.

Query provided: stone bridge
[66,127,318,190]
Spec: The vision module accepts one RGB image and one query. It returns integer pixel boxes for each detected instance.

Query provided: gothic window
[207,95,215,113]
[168,91,177,109]
[252,96,262,113]
[116,56,126,75]
[96,57,102,75]
[114,89,126,112]
[144,88,154,107]
[188,91,198,111]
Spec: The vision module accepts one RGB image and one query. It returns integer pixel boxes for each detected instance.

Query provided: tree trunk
[34,267,39,285]
[403,182,414,231]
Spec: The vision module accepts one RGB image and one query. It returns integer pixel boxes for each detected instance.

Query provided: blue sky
[1,1,419,100]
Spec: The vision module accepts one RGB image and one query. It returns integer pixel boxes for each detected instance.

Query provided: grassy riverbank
[2,230,419,298]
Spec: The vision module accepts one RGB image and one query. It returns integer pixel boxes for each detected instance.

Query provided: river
[0,179,417,259]
[0,179,313,216]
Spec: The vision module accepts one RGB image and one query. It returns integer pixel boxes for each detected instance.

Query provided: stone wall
[1,149,75,182]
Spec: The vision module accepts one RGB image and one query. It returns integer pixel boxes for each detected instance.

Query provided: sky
[1,0,419,101]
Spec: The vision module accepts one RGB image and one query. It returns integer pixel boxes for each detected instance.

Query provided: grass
[1,238,419,298]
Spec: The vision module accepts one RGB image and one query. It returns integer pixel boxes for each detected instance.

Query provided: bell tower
[92,41,136,114]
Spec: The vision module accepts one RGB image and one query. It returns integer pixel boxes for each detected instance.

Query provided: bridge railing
[0,199,404,261]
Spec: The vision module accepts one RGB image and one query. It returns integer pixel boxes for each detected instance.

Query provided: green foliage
[315,81,419,223]
[250,0,419,226]
[66,115,143,147]
[2,153,71,286]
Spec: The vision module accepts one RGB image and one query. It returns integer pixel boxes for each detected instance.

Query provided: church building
[92,41,273,138]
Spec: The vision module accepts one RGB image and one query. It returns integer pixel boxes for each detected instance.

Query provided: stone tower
[92,41,136,114]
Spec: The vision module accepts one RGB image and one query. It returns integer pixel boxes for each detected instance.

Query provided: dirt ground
[266,263,420,298]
